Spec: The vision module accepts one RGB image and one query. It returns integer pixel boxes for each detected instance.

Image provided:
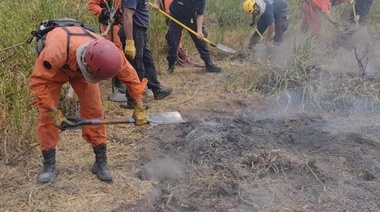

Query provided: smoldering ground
[115,26,380,212]
[116,110,380,211]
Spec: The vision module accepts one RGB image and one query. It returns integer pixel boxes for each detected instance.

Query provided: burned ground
[116,110,380,211]
[115,27,380,211]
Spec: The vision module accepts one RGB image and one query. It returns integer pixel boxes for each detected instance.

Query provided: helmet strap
[253,5,260,16]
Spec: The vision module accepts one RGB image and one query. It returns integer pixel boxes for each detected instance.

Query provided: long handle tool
[61,111,187,130]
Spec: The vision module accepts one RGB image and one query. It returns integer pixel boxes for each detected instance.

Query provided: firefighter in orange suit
[29,26,148,183]
[300,0,346,37]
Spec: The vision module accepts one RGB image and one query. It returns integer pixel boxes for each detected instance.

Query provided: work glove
[49,109,72,129]
[133,106,148,126]
[99,9,111,24]
[100,9,110,19]
[125,40,136,59]
[350,0,355,4]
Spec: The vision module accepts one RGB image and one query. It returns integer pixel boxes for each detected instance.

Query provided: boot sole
[91,167,113,182]
[38,172,57,183]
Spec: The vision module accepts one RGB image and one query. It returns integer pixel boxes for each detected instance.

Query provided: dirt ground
[1,26,380,211]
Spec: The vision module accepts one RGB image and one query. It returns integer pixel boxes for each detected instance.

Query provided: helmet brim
[76,42,101,84]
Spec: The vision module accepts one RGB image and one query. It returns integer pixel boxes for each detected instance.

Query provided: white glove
[350,0,355,4]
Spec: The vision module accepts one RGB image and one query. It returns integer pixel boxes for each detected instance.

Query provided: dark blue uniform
[166,0,220,72]
[169,0,205,20]
[248,0,288,48]
[120,0,162,94]
[351,0,373,24]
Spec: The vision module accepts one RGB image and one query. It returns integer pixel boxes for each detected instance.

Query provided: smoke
[138,156,186,182]
[334,25,380,77]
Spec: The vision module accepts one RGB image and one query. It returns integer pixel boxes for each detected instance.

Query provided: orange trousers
[300,2,322,36]
[101,24,122,50]
[31,70,106,151]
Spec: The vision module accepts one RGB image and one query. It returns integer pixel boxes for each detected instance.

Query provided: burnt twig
[353,46,370,77]
[0,42,25,52]
[5,143,40,165]
[2,129,9,165]
[0,52,16,63]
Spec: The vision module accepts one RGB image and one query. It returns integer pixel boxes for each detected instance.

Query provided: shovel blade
[216,44,236,53]
[108,93,128,102]
[148,112,187,125]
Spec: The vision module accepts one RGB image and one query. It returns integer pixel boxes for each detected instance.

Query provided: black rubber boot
[120,101,150,110]
[91,144,113,182]
[166,61,177,74]
[117,84,126,94]
[204,58,222,73]
[38,149,57,183]
[153,87,173,100]
[114,77,122,89]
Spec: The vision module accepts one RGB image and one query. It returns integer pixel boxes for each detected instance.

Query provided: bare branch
[353,45,371,77]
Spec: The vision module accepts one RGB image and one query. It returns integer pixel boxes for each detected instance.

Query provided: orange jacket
[310,0,331,13]
[29,26,144,109]
[88,0,122,18]
[88,0,123,49]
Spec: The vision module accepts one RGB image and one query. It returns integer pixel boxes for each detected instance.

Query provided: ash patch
[117,113,380,211]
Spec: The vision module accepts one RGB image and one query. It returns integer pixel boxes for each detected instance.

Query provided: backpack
[26,18,96,69]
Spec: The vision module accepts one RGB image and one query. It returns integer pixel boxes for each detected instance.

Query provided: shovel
[108,92,129,102]
[148,2,236,53]
[60,111,187,130]
[352,2,359,25]
[252,26,264,39]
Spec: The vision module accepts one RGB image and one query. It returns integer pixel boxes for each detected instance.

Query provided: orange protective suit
[88,0,123,50]
[301,1,324,36]
[29,26,145,150]
[300,0,346,36]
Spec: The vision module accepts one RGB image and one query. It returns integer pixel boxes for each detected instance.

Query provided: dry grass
[0,128,152,212]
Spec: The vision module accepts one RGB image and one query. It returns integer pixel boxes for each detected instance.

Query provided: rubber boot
[166,60,177,75]
[91,144,113,182]
[247,34,261,49]
[204,58,222,73]
[38,149,57,183]
[153,87,173,100]
[114,77,122,89]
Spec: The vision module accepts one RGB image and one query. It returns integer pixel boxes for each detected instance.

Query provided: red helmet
[83,39,121,81]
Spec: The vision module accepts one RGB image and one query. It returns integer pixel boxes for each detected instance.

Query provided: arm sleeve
[197,0,206,15]
[312,0,331,13]
[39,41,67,71]
[122,0,137,10]
[88,0,104,17]
[29,27,71,109]
[320,2,331,13]
[263,4,275,26]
